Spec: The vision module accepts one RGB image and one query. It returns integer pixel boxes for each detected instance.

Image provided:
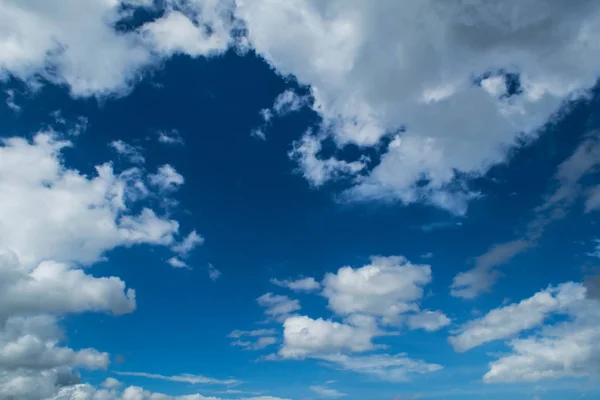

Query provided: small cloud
[172,230,204,256]
[270,277,320,292]
[149,164,184,191]
[101,377,122,389]
[208,263,221,281]
[5,89,20,112]
[167,257,189,269]
[157,129,185,145]
[109,140,145,164]
[420,252,433,259]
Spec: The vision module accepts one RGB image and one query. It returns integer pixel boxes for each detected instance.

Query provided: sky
[1,1,600,399]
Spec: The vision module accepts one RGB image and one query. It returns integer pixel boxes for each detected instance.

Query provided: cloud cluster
[238,0,600,212]
[0,132,199,399]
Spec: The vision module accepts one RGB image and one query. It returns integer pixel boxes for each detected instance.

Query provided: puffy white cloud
[110,140,145,164]
[0,134,185,268]
[483,294,600,383]
[140,9,231,58]
[406,310,451,332]
[0,315,107,371]
[50,383,291,400]
[270,277,320,292]
[0,254,136,320]
[237,0,600,212]
[101,378,122,389]
[279,315,378,359]
[0,129,200,399]
[257,293,300,321]
[0,0,237,97]
[167,257,189,269]
[450,282,586,352]
[149,164,185,192]
[321,256,431,323]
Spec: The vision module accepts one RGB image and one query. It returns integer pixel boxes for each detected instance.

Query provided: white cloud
[110,140,145,164]
[252,90,310,140]
[270,277,320,292]
[0,129,200,399]
[167,257,189,269]
[257,293,301,321]
[149,164,185,191]
[321,256,432,323]
[310,384,347,398]
[237,0,600,212]
[208,263,222,281]
[406,310,451,332]
[141,8,232,57]
[158,129,185,146]
[279,315,378,359]
[288,133,367,187]
[101,378,122,389]
[114,371,241,386]
[483,293,600,383]
[450,282,585,352]
[0,133,186,268]
[0,0,236,97]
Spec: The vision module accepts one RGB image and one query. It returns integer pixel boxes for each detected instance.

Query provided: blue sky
[1,1,600,400]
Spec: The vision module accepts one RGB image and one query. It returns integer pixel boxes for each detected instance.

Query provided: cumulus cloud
[449,282,586,352]
[0,133,187,268]
[406,311,451,332]
[0,130,200,399]
[0,0,236,97]
[50,383,290,400]
[270,277,320,292]
[452,133,600,298]
[237,0,600,212]
[279,315,379,359]
[321,256,432,323]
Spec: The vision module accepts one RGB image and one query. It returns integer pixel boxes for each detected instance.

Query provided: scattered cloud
[449,282,585,352]
[252,90,310,140]
[271,277,320,292]
[149,164,185,191]
[257,293,300,322]
[157,129,185,146]
[101,378,122,389]
[208,263,222,281]
[5,89,19,112]
[172,230,204,257]
[167,257,189,269]
[109,140,145,164]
